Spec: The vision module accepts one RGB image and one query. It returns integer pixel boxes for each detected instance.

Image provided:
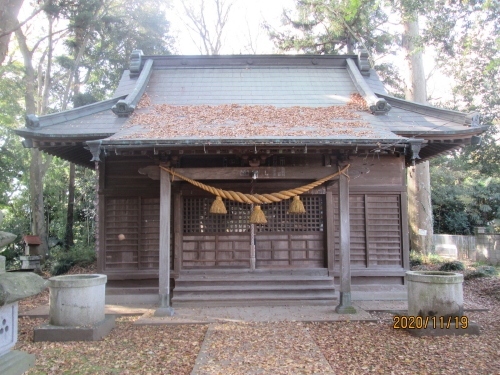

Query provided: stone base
[408,321,480,337]
[154,307,175,317]
[19,256,41,271]
[33,315,115,342]
[335,292,357,314]
[0,350,35,375]
[335,305,357,314]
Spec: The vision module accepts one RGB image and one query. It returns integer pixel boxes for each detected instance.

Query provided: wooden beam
[335,173,356,314]
[155,168,174,316]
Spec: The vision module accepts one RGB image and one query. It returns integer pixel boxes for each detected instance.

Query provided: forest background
[0,0,498,269]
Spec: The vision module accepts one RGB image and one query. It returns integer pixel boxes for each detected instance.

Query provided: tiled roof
[14,53,486,166]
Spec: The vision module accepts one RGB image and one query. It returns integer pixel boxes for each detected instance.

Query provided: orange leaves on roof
[122,93,374,139]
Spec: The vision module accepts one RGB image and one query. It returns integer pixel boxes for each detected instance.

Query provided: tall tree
[179,0,233,55]
[398,1,434,254]
[0,0,25,65]
[15,17,53,257]
[426,0,500,233]
[5,0,173,257]
[266,0,397,57]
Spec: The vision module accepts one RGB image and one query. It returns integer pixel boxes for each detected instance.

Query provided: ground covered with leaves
[14,273,500,374]
[16,317,207,375]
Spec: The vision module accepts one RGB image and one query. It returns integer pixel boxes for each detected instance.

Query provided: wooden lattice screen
[258,196,324,232]
[334,194,403,267]
[104,197,160,270]
[183,196,324,234]
[182,196,325,268]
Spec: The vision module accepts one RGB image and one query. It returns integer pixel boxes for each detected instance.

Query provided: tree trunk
[402,14,434,254]
[402,18,427,103]
[16,25,50,258]
[64,162,75,250]
[29,148,49,257]
[0,0,24,65]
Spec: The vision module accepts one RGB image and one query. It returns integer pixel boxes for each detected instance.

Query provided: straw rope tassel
[210,195,227,214]
[288,195,306,214]
[250,205,267,224]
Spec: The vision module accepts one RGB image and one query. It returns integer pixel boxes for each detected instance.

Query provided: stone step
[106,287,158,295]
[172,292,337,307]
[174,284,335,293]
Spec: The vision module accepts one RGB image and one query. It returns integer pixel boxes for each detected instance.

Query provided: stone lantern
[0,211,47,375]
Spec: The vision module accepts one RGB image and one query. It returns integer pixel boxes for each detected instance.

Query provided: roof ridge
[25,96,126,129]
[346,58,391,115]
[111,58,154,117]
[376,93,480,127]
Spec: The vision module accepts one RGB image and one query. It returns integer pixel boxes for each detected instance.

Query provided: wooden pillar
[154,167,174,316]
[250,223,256,271]
[335,173,356,314]
[173,191,182,276]
[96,161,106,273]
[325,184,335,275]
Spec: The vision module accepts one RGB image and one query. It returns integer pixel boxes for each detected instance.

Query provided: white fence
[433,234,500,265]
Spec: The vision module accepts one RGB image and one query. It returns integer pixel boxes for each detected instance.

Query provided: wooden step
[175,277,335,287]
[172,268,336,307]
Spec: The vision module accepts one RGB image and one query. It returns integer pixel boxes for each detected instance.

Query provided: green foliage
[431,154,500,234]
[409,251,446,267]
[0,0,172,266]
[465,266,499,280]
[439,261,465,272]
[409,251,423,267]
[266,0,397,55]
[48,243,96,276]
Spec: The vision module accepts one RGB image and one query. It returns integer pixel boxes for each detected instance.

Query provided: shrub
[410,251,423,268]
[427,253,445,264]
[49,244,96,276]
[465,266,499,280]
[439,261,465,272]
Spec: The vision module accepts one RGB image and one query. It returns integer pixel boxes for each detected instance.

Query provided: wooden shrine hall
[16,52,486,311]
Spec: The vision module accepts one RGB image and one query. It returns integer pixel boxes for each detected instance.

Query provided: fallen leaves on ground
[197,322,334,375]
[120,94,375,139]
[16,317,207,375]
[309,276,500,375]
[14,276,500,375]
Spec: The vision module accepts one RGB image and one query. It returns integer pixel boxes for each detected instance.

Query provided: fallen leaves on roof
[118,93,375,139]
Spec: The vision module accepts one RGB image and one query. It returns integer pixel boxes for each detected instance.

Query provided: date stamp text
[393,316,469,329]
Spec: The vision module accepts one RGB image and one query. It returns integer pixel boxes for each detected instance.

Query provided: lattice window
[257,196,324,233]
[183,195,324,234]
[183,198,251,233]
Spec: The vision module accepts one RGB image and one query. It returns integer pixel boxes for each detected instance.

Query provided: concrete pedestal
[19,256,41,271]
[34,315,116,342]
